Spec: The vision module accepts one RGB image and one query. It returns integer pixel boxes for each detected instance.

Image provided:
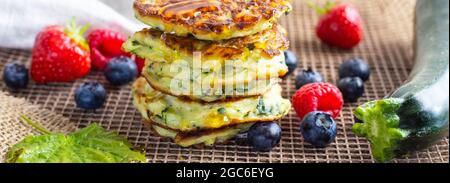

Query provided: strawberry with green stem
[310,1,364,49]
[31,19,91,84]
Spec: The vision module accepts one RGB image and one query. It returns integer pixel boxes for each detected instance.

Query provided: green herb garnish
[5,116,147,163]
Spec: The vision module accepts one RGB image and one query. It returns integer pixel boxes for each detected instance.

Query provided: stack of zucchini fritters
[124,0,293,147]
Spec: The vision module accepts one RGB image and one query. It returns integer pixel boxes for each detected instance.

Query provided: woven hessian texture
[0,0,448,163]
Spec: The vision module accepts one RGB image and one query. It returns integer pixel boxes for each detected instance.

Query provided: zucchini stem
[352,99,410,162]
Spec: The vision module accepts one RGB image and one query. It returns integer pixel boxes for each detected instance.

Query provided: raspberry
[87,29,128,71]
[134,56,146,74]
[292,83,344,120]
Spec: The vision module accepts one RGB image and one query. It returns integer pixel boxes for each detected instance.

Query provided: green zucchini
[352,0,449,163]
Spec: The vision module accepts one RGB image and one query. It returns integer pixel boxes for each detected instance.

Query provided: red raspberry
[87,29,128,70]
[292,83,344,120]
[134,56,145,74]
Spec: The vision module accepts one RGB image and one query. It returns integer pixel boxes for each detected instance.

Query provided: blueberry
[247,122,282,152]
[104,56,138,86]
[338,77,365,102]
[75,82,107,110]
[339,58,371,81]
[300,112,337,148]
[295,68,324,89]
[3,63,28,89]
[283,51,298,78]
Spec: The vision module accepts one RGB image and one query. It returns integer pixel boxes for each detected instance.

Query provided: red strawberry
[312,2,363,49]
[87,29,128,71]
[31,20,91,84]
[134,56,146,74]
[292,83,344,120]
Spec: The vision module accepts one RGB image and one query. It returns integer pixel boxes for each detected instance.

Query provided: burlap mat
[0,0,448,163]
[0,92,77,162]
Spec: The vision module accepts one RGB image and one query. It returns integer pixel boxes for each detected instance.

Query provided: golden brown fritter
[123,25,289,102]
[123,24,289,60]
[132,77,291,132]
[133,0,292,40]
[145,120,254,147]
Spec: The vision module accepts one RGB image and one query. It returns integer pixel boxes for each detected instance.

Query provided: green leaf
[5,117,147,163]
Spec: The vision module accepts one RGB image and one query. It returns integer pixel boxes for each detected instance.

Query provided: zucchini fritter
[142,70,279,102]
[123,25,289,102]
[123,24,289,62]
[132,77,291,132]
[148,122,254,147]
[133,0,292,40]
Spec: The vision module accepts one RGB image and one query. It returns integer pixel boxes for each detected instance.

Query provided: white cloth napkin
[0,0,143,49]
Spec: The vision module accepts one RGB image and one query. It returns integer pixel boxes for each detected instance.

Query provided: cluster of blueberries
[3,56,138,110]
[245,51,371,152]
[286,52,370,102]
